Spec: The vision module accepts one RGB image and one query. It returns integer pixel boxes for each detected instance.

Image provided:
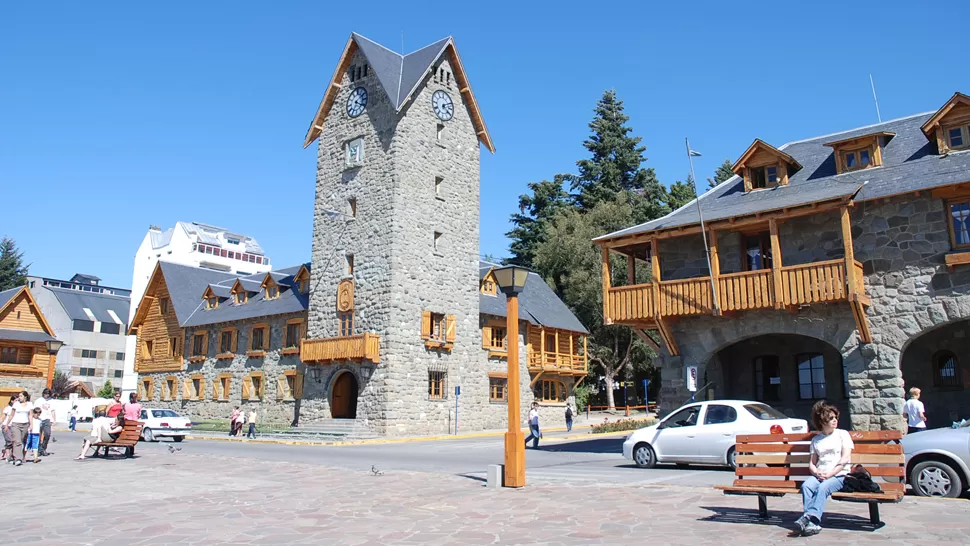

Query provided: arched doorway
[708,334,848,427]
[330,371,359,419]
[900,320,969,426]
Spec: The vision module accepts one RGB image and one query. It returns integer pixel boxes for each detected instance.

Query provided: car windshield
[744,404,788,420]
[151,410,180,418]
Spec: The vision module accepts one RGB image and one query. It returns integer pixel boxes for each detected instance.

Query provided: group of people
[229,406,258,439]
[76,391,143,460]
[1,388,56,466]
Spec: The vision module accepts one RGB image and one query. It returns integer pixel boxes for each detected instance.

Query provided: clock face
[432,90,454,121]
[347,87,367,118]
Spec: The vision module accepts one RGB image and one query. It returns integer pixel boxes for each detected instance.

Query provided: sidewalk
[7,445,968,545]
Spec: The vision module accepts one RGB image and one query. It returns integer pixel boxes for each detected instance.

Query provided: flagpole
[685,138,720,315]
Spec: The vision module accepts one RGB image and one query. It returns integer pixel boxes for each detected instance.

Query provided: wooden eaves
[731,139,803,175]
[920,92,970,140]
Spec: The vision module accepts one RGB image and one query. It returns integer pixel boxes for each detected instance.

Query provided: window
[338,312,354,337]
[947,126,968,150]
[114,352,124,361]
[278,370,302,400]
[207,296,219,309]
[765,166,778,184]
[250,325,268,352]
[220,329,236,354]
[545,334,556,353]
[841,147,873,172]
[934,351,961,388]
[428,370,447,399]
[436,123,444,143]
[703,404,738,425]
[435,176,443,197]
[743,403,788,420]
[797,353,827,399]
[81,349,98,359]
[489,375,507,402]
[744,232,771,271]
[100,322,121,335]
[490,326,507,350]
[73,320,95,332]
[663,405,701,428]
[481,277,496,295]
[431,313,446,341]
[750,167,766,189]
[192,332,207,357]
[191,376,203,400]
[346,137,364,166]
[214,374,231,401]
[235,291,247,305]
[79,367,95,376]
[267,285,279,299]
[139,378,153,401]
[536,379,567,402]
[243,373,264,400]
[113,370,123,379]
[421,312,454,348]
[164,377,177,401]
[433,231,442,253]
[949,200,970,248]
[346,254,354,276]
[285,322,301,348]
[159,297,169,315]
[753,355,780,401]
[170,336,182,358]
[143,340,153,359]
[349,197,357,218]
[0,347,16,364]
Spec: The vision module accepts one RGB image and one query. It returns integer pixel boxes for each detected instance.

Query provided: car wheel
[173,436,183,443]
[143,428,155,443]
[727,447,737,470]
[911,460,963,498]
[633,444,657,468]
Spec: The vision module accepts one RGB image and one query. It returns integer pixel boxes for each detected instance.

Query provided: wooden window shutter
[445,315,456,343]
[212,379,220,400]
[421,311,432,340]
[232,330,238,353]
[183,378,192,400]
[294,371,304,399]
[481,324,491,349]
[202,332,209,355]
[242,377,251,399]
[17,348,31,365]
[277,375,288,400]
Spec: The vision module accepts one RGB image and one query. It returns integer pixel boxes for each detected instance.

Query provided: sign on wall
[686,366,698,392]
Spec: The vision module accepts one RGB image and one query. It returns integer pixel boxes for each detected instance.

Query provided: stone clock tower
[301,33,495,434]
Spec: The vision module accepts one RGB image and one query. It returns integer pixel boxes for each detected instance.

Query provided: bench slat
[736,466,904,478]
[736,443,901,454]
[728,480,906,495]
[737,430,902,443]
[718,485,903,502]
[736,454,904,466]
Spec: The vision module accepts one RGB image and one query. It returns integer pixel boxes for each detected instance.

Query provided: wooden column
[601,247,612,324]
[651,239,662,316]
[769,219,784,308]
[627,253,635,285]
[841,206,857,295]
[568,335,574,371]
[504,294,525,487]
[554,329,560,369]
[709,230,721,313]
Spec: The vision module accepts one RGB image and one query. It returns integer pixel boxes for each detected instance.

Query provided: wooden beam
[632,328,661,352]
[841,205,872,343]
[651,239,662,318]
[769,219,785,309]
[627,252,635,285]
[709,230,721,314]
[654,316,679,356]
[529,370,545,388]
[601,247,612,325]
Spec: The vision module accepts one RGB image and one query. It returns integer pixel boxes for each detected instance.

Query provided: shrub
[590,417,656,434]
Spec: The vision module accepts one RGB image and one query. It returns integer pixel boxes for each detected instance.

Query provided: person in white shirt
[524,402,541,449]
[3,391,34,467]
[68,406,79,432]
[795,401,854,537]
[1,396,15,461]
[37,388,55,456]
[902,387,927,434]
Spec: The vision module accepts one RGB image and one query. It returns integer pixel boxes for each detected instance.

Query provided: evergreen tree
[667,175,697,211]
[0,237,29,292]
[505,176,571,267]
[568,90,668,223]
[97,380,115,399]
[709,159,735,189]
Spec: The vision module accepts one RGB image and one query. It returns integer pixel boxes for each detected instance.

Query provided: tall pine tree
[505,176,571,267]
[0,237,29,292]
[667,175,697,211]
[709,159,735,189]
[569,90,668,223]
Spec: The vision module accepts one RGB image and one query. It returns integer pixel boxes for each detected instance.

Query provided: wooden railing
[300,333,380,364]
[606,259,860,324]
[527,351,587,374]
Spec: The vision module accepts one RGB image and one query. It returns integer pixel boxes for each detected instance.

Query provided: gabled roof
[0,286,56,337]
[0,328,56,343]
[478,261,588,334]
[920,92,970,140]
[303,33,494,152]
[597,108,970,243]
[731,139,803,175]
[822,131,895,149]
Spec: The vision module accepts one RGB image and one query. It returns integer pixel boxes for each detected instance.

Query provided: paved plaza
[4,434,968,545]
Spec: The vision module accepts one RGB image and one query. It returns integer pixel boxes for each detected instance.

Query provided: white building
[122,222,273,395]
[27,274,131,393]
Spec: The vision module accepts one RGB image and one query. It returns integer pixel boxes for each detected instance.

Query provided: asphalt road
[52,430,736,487]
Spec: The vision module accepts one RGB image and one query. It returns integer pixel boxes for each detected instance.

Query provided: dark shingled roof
[0,288,19,312]
[597,112,970,241]
[0,328,56,343]
[352,33,451,112]
[48,287,129,325]
[478,262,589,334]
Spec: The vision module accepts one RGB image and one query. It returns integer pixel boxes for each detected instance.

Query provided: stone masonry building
[596,92,970,432]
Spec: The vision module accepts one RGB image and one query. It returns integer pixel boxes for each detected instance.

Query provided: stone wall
[660,234,709,280]
[0,378,47,402]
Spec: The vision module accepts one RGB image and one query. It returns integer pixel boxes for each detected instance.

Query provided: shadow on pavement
[612,463,734,472]
[539,438,623,454]
[698,506,882,533]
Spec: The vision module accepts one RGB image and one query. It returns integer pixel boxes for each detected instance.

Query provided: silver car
[901,423,970,498]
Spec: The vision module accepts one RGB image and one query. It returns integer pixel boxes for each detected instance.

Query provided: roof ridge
[352,32,404,58]
[778,111,934,149]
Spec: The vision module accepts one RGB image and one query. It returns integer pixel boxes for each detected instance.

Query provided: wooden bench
[714,431,905,527]
[92,420,144,459]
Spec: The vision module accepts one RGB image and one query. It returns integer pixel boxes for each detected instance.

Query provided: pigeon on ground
[167,445,183,453]
[371,465,383,476]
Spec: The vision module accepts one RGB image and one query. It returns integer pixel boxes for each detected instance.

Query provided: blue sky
[2,1,968,288]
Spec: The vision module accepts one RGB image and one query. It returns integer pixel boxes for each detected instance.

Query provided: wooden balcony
[300,333,380,364]
[527,351,587,375]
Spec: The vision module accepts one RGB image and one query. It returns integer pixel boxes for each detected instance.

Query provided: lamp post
[44,339,64,390]
[493,265,530,488]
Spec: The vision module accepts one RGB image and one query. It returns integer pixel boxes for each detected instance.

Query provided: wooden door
[331,372,358,419]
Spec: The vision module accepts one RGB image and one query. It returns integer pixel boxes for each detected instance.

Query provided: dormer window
[293,265,310,295]
[261,273,280,300]
[267,286,278,299]
[823,132,891,174]
[948,126,968,150]
[235,291,247,305]
[207,296,218,309]
[732,139,801,193]
[921,92,970,154]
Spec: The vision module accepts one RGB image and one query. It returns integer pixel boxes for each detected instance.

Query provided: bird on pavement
[167,445,183,453]
[371,465,383,476]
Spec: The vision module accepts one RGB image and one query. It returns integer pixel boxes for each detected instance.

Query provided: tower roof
[304,33,493,153]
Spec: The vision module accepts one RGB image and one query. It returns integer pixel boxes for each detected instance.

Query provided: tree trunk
[603,371,616,411]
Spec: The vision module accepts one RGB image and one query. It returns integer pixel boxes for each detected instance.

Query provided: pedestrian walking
[4,391,34,466]
[229,407,241,437]
[37,388,55,456]
[524,402,541,449]
[68,405,78,432]
[27,408,42,464]
[902,387,927,434]
[246,409,258,439]
[794,401,854,537]
[565,403,574,432]
[2,396,15,461]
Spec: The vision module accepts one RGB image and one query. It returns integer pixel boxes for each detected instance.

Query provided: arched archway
[900,320,969,426]
[330,371,359,419]
[707,333,849,427]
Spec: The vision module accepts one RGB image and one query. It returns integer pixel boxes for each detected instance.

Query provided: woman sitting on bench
[795,400,854,537]
[76,414,125,461]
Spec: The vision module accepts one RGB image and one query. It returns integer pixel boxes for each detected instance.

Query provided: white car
[138,408,192,442]
[622,400,809,469]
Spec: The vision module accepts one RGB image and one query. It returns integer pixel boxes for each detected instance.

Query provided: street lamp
[44,339,64,389]
[493,265,530,488]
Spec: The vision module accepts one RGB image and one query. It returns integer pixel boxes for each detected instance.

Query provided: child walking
[27,407,42,464]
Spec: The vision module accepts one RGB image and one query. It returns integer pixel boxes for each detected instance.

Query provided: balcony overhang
[301,333,380,364]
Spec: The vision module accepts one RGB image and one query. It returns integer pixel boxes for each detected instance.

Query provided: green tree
[0,237,29,292]
[97,380,115,399]
[534,200,656,409]
[709,159,735,189]
[505,176,571,267]
[667,175,697,211]
[568,90,668,222]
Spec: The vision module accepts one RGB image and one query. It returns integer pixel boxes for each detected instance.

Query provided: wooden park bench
[714,431,905,527]
[92,420,144,459]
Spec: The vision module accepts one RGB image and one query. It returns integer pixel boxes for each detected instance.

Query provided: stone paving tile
[2,448,967,545]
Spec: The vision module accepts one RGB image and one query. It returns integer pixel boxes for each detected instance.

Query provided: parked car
[901,422,970,498]
[138,408,192,442]
[622,400,809,469]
